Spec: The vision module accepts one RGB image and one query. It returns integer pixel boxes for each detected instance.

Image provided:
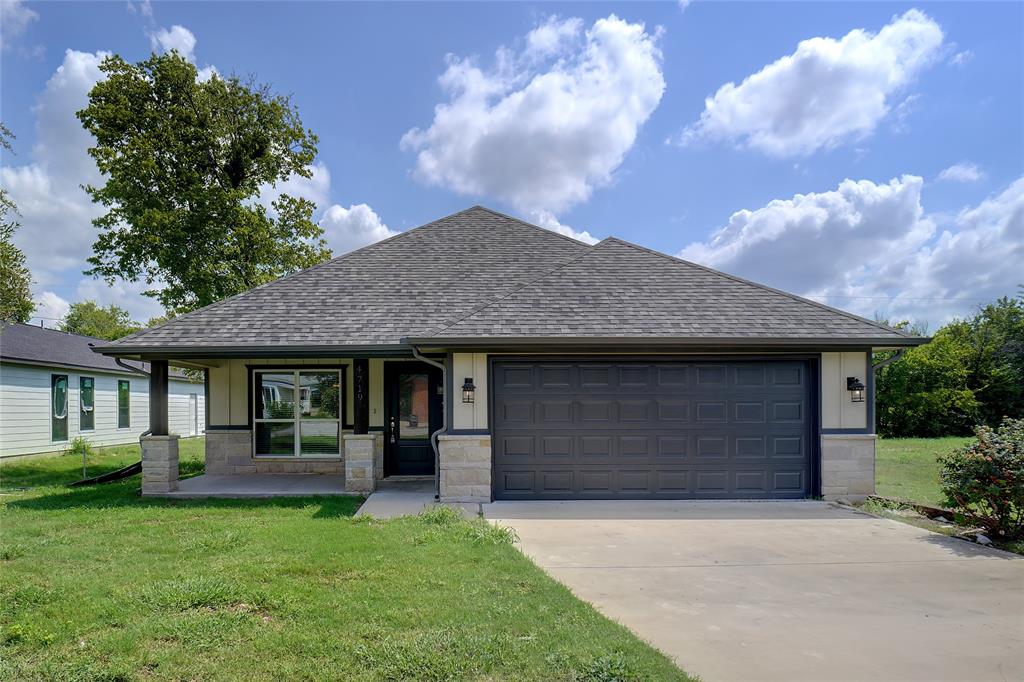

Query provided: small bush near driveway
[939,417,1024,540]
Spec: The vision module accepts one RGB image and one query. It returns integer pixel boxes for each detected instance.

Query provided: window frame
[251,368,344,459]
[51,373,69,443]
[117,379,131,429]
[79,376,96,432]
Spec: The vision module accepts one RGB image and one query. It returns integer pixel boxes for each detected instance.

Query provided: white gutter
[411,346,446,501]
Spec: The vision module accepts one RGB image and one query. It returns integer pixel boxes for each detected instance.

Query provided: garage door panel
[493,360,814,500]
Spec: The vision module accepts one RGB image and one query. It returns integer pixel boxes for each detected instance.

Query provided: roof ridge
[600,237,912,338]
[422,237,600,337]
[104,205,493,348]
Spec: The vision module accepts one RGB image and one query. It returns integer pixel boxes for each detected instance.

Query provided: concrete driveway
[483,501,1024,682]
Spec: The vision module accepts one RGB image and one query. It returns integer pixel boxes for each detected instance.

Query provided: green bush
[938,417,1024,540]
[63,437,93,458]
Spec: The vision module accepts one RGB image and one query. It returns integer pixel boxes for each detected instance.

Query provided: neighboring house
[0,323,205,457]
[92,206,928,500]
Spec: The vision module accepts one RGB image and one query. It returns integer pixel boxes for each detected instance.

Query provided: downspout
[411,346,446,501]
[872,349,906,371]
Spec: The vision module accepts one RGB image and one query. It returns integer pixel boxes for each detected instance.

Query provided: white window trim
[50,372,69,443]
[116,379,131,430]
[252,369,342,459]
[80,375,96,432]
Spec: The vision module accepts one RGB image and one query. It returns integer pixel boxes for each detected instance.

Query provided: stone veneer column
[141,434,179,495]
[343,434,376,493]
[438,434,491,503]
[820,434,876,502]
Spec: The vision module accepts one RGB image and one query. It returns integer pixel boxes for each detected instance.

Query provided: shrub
[938,417,1024,540]
[63,437,93,458]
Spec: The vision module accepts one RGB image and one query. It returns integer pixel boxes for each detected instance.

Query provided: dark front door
[385,362,443,476]
[492,359,815,500]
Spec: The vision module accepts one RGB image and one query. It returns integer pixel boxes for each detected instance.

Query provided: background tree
[875,295,1024,437]
[77,52,330,314]
[60,301,141,341]
[0,123,35,323]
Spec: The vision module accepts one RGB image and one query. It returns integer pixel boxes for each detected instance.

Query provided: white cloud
[679,175,1024,325]
[402,14,665,217]
[319,203,397,255]
[1,49,108,286]
[678,10,944,157]
[678,0,692,12]
[126,0,154,20]
[949,49,973,67]
[149,25,197,62]
[32,291,70,328]
[258,162,332,211]
[0,0,38,50]
[937,161,984,183]
[530,210,599,245]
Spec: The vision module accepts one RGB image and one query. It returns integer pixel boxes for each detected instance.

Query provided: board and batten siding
[0,362,205,457]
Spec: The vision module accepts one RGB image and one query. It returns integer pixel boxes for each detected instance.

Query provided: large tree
[0,123,35,323]
[60,301,142,341]
[77,52,330,314]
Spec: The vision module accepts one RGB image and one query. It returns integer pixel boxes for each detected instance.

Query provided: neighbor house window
[80,376,95,431]
[51,374,68,442]
[117,379,131,429]
[253,369,342,457]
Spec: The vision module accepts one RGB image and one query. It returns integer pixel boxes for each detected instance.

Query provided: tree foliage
[77,52,330,314]
[60,301,142,341]
[0,123,35,323]
[876,295,1024,437]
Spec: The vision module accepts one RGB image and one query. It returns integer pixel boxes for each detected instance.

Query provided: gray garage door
[492,360,815,500]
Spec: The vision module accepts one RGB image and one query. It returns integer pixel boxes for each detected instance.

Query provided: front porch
[137,355,493,502]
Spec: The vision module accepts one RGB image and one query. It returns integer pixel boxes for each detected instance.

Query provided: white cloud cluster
[149,25,196,62]
[679,10,944,157]
[680,175,1024,325]
[319,203,397,255]
[402,14,665,218]
[0,0,37,50]
[937,161,984,183]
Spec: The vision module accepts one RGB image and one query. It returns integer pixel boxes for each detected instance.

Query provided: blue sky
[1,0,1021,329]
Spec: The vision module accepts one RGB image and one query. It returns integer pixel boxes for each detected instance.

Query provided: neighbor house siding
[0,362,204,457]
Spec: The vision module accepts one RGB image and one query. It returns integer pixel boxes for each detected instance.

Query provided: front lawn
[0,443,690,681]
[875,436,972,506]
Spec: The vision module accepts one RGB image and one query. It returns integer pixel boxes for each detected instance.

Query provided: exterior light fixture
[846,377,866,403]
[461,377,476,404]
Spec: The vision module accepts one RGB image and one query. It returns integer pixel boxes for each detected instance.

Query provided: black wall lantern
[846,376,866,403]
[461,377,476,404]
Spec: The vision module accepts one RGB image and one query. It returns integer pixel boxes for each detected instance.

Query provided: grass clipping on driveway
[0,448,689,681]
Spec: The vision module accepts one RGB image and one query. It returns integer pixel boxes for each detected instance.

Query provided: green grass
[875,436,972,506]
[0,441,690,681]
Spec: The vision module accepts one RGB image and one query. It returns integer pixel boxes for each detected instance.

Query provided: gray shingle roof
[94,206,920,355]
[99,206,589,350]
[0,323,192,377]
[419,238,915,341]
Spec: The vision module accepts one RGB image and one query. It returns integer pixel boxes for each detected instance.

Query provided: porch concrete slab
[356,487,436,518]
[155,474,351,498]
[485,500,1024,682]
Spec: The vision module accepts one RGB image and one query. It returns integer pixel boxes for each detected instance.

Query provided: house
[91,206,927,500]
[0,323,205,457]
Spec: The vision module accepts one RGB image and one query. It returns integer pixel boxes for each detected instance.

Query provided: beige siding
[821,351,868,430]
[0,362,203,457]
[452,352,488,429]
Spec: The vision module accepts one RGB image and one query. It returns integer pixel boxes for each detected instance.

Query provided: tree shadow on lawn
[4,480,362,519]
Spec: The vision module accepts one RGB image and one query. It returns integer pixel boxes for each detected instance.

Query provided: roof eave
[403,336,932,351]
[90,343,417,360]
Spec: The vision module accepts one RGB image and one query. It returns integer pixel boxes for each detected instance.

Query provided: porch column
[149,360,169,436]
[353,358,369,434]
[142,359,178,495]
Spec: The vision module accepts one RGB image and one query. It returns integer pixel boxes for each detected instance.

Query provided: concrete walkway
[356,480,435,518]
[484,500,1024,682]
[157,473,351,498]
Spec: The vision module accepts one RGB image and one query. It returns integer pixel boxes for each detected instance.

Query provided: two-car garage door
[492,360,815,500]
